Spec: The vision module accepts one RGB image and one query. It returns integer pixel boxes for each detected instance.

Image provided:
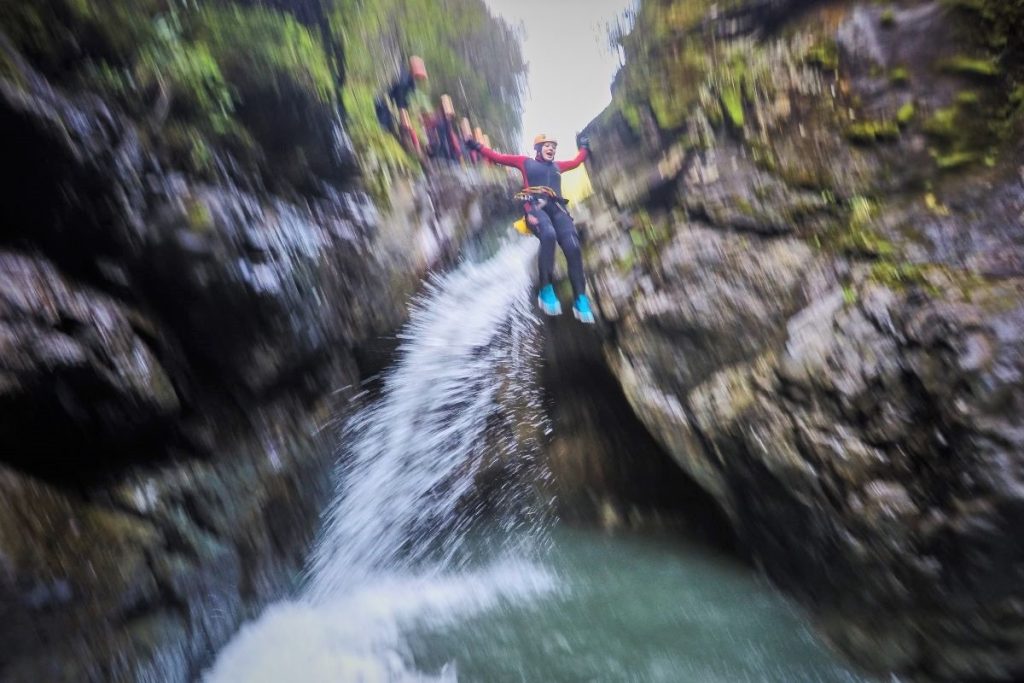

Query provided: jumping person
[465,133,594,323]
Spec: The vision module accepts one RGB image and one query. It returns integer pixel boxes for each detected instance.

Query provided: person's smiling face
[539,141,557,161]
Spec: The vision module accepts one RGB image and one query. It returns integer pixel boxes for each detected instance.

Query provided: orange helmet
[409,55,428,81]
[533,134,558,148]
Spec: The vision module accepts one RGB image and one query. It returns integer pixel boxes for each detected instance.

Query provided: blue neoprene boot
[537,284,562,316]
[573,294,595,324]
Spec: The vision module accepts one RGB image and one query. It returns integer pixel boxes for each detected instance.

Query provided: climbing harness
[512,186,567,235]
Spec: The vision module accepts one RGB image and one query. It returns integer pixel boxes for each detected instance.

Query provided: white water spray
[205,238,556,682]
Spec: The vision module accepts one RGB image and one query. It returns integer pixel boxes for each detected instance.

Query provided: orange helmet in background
[533,134,558,148]
[409,55,428,81]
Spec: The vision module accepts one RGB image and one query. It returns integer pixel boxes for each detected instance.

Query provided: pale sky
[484,0,633,155]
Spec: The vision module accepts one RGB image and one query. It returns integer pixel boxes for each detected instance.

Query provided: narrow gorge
[2,0,1022,681]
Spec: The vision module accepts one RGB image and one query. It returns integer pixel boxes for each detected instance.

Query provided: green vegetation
[897,102,917,126]
[196,7,336,105]
[0,0,525,194]
[934,150,981,170]
[817,196,894,259]
[845,120,901,144]
[939,55,1001,78]
[625,209,672,268]
[869,261,934,291]
[923,106,958,139]
[721,88,745,128]
[880,8,897,28]
[889,67,910,85]
[842,285,858,305]
[804,40,840,71]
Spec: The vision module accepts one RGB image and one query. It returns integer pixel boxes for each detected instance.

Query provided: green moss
[139,15,235,130]
[845,119,900,144]
[849,196,877,229]
[185,197,214,232]
[195,6,336,105]
[626,209,672,264]
[721,87,745,127]
[820,196,895,258]
[805,40,839,71]
[939,55,1001,78]
[869,261,932,290]
[934,150,980,169]
[955,90,981,106]
[923,107,959,139]
[897,101,917,125]
[880,8,897,27]
[889,66,910,85]
[842,285,859,305]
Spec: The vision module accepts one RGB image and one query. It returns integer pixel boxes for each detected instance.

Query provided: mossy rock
[869,260,934,291]
[897,102,916,126]
[194,6,335,106]
[845,120,900,144]
[923,107,959,140]
[934,150,980,170]
[939,55,1001,79]
[889,67,910,86]
[804,40,839,71]
[721,87,745,128]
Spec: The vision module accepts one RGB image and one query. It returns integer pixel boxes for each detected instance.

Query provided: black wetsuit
[472,145,590,299]
[522,159,584,299]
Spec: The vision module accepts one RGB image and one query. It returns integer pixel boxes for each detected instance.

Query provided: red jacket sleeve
[477,146,527,174]
[556,148,588,172]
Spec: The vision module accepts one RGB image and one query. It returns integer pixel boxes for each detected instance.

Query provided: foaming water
[307,238,546,596]
[206,236,867,682]
[206,238,550,682]
[204,559,557,683]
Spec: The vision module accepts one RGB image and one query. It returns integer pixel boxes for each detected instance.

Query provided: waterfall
[203,236,867,683]
[307,237,549,596]
[204,237,557,683]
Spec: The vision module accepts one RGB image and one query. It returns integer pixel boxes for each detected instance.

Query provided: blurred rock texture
[580,0,1024,679]
[0,1,514,680]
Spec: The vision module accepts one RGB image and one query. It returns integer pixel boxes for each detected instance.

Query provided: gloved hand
[576,133,590,150]
[465,138,482,151]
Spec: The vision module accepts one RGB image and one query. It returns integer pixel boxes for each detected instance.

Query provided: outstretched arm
[556,147,588,172]
[473,144,528,172]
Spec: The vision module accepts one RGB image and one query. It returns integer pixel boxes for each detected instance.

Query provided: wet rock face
[581,0,1024,679]
[0,252,178,472]
[0,38,148,274]
[0,24,508,683]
